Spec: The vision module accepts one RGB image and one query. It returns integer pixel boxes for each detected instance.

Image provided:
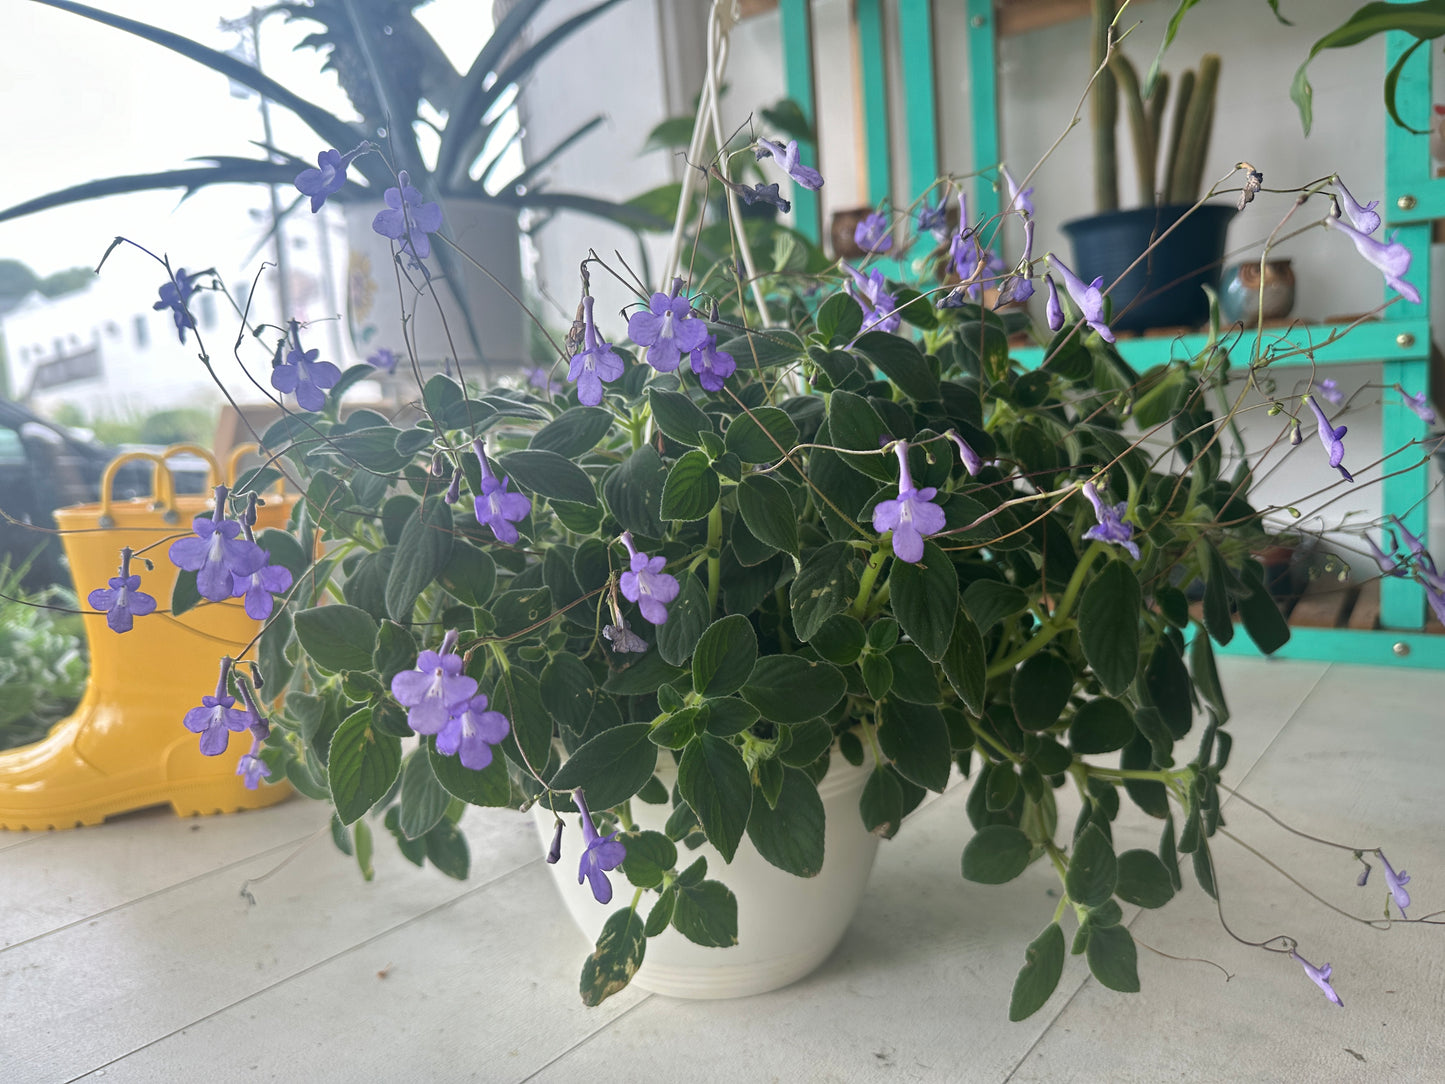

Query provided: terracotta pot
[1220,259,1296,324]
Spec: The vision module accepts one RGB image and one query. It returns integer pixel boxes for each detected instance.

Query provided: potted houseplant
[0,0,666,372]
[1059,0,1235,332]
[38,114,1437,1015]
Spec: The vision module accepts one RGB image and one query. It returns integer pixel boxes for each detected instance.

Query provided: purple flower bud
[574,788,627,904]
[1395,386,1437,425]
[1001,164,1034,216]
[1378,850,1411,917]
[1317,378,1344,406]
[1290,949,1343,1007]
[1304,395,1354,483]
[946,429,983,476]
[444,467,462,506]
[1333,178,1381,235]
[737,181,791,213]
[1044,274,1064,332]
[1365,534,1406,578]
[754,137,824,190]
[566,296,624,406]
[1047,253,1114,343]
[546,819,565,864]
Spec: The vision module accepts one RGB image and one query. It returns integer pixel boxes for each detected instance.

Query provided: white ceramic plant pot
[534,749,880,1000]
[344,196,525,373]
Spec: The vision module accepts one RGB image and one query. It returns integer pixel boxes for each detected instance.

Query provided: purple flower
[1305,395,1354,483]
[872,440,947,564]
[230,561,293,621]
[1290,950,1343,1007]
[271,324,341,412]
[842,262,901,334]
[1396,386,1437,425]
[1044,274,1065,331]
[619,531,681,626]
[738,182,791,213]
[1378,850,1411,917]
[1001,165,1034,216]
[754,137,824,190]
[1427,583,1445,625]
[1333,178,1381,235]
[854,211,894,254]
[1047,253,1114,343]
[168,486,267,602]
[628,278,709,373]
[390,635,478,735]
[946,429,983,476]
[567,295,625,406]
[1365,534,1407,578]
[916,199,949,243]
[372,169,444,261]
[87,547,156,633]
[294,145,364,213]
[237,747,271,790]
[996,219,1037,306]
[546,819,565,864]
[1318,378,1344,406]
[1325,216,1421,304]
[183,658,255,757]
[690,335,736,393]
[435,693,510,770]
[1081,480,1140,560]
[153,269,197,343]
[574,788,626,905]
[367,347,399,374]
[472,440,532,545]
[525,366,562,395]
[1390,516,1445,591]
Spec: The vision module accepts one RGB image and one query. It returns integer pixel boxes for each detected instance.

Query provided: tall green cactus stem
[1112,53,1159,205]
[1147,70,1171,184]
[1162,68,1196,206]
[1167,53,1221,205]
[1091,0,1119,212]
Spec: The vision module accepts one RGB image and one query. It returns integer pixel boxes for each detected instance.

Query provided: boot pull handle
[99,452,178,528]
[224,443,288,499]
[158,444,221,493]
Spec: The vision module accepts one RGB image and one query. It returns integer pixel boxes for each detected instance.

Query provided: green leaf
[530,406,615,458]
[1190,630,1229,725]
[655,571,710,667]
[824,391,892,480]
[660,450,719,522]
[1115,849,1176,908]
[701,696,759,737]
[319,426,411,472]
[423,819,470,880]
[1085,923,1140,993]
[962,579,1029,633]
[691,614,758,698]
[815,291,863,346]
[854,330,939,401]
[741,655,845,723]
[1078,560,1141,696]
[737,475,800,555]
[677,734,753,862]
[372,620,417,685]
[619,830,678,889]
[428,736,514,807]
[495,448,596,505]
[888,540,958,661]
[1193,840,1218,899]
[492,668,551,774]
[809,613,866,665]
[397,748,450,840]
[580,908,647,1006]
[1009,923,1066,1021]
[385,498,455,623]
[884,642,940,704]
[1069,696,1136,754]
[541,652,596,734]
[549,723,657,811]
[789,540,860,642]
[1237,560,1289,655]
[327,708,402,826]
[353,818,374,881]
[648,387,713,447]
[724,406,799,463]
[603,446,666,537]
[940,605,987,715]
[1144,639,1193,740]
[644,887,676,936]
[671,879,739,947]
[860,764,905,838]
[861,653,893,700]
[878,699,951,792]
[961,824,1034,884]
[717,328,806,370]
[746,766,826,876]
[1066,824,1118,909]
[1202,540,1236,646]
[294,605,379,673]
[169,568,201,618]
[604,651,687,696]
[1011,652,1074,731]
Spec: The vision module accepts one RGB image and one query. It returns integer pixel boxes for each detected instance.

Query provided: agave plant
[0,0,663,232]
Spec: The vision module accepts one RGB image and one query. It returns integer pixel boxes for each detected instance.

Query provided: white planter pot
[534,750,880,1000]
[344,197,525,372]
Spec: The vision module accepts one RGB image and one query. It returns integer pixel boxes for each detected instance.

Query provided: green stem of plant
[863,712,886,767]
[706,498,723,614]
[1084,765,1177,784]
[1056,540,1105,624]
[850,544,889,620]
[986,542,1105,680]
[487,641,511,674]
[968,716,1021,765]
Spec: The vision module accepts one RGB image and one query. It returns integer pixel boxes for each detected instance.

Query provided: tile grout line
[0,830,325,954]
[517,990,657,1084]
[60,858,547,1084]
[1000,661,1336,1082]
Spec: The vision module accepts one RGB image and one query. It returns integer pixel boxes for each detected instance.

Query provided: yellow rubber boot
[0,450,293,830]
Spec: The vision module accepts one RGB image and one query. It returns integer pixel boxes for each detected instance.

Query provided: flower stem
[706,498,723,614]
[850,543,889,620]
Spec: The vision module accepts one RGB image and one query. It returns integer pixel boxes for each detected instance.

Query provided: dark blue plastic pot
[1061,203,1236,333]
